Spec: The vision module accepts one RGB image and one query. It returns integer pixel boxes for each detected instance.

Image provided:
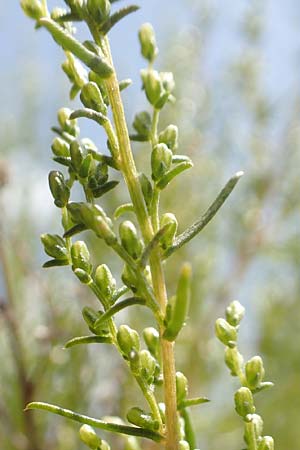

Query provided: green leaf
[70,108,108,126]
[24,402,163,441]
[65,335,112,348]
[100,5,140,34]
[113,203,135,220]
[92,180,119,198]
[94,297,146,330]
[156,161,193,190]
[43,259,69,268]
[178,397,210,409]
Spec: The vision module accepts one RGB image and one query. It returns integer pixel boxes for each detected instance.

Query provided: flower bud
[125,437,141,450]
[82,306,101,329]
[143,327,159,358]
[100,441,110,450]
[87,0,111,23]
[121,264,138,292]
[79,154,94,178]
[151,143,173,181]
[258,436,274,450]
[176,371,188,405]
[138,23,158,63]
[95,264,116,301]
[160,213,178,249]
[70,140,85,173]
[139,349,156,383]
[51,137,70,157]
[21,0,45,20]
[133,111,152,139]
[224,347,244,377]
[41,234,68,260]
[179,441,190,450]
[160,72,175,93]
[119,221,143,260]
[128,349,140,374]
[126,407,159,431]
[245,356,265,390]
[57,107,79,136]
[94,216,116,244]
[117,325,140,356]
[138,173,153,210]
[80,82,107,114]
[71,241,92,274]
[234,387,255,418]
[159,125,178,152]
[62,52,87,93]
[226,300,245,326]
[215,318,237,347]
[48,171,70,208]
[244,414,264,444]
[79,424,101,449]
[141,69,163,107]
[74,268,93,284]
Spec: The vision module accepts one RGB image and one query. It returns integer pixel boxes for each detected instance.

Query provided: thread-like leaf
[178,397,210,409]
[64,223,87,238]
[65,335,112,348]
[24,402,163,441]
[114,203,135,220]
[39,18,113,77]
[100,6,140,34]
[92,181,119,198]
[156,161,193,190]
[94,297,146,329]
[70,108,108,126]
[164,171,244,258]
[139,224,173,268]
[43,259,69,268]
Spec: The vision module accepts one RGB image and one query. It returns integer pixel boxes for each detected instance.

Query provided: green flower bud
[79,154,94,178]
[126,407,159,431]
[151,143,173,181]
[258,436,274,450]
[82,306,100,329]
[119,221,143,260]
[21,0,45,20]
[128,349,140,374]
[51,137,70,157]
[48,171,70,208]
[160,72,175,93]
[80,82,107,114]
[74,268,93,284]
[234,387,255,418]
[41,234,68,260]
[215,318,237,347]
[62,52,87,93]
[139,349,156,383]
[94,216,116,244]
[70,140,85,172]
[244,414,264,444]
[143,327,159,358]
[87,0,111,23]
[224,347,244,376]
[133,111,152,139]
[160,213,178,249]
[100,441,110,450]
[79,424,102,449]
[95,264,116,301]
[245,356,265,390]
[176,371,188,405]
[159,125,178,152]
[138,173,153,210]
[179,441,190,450]
[117,325,140,356]
[141,69,163,106]
[125,437,141,450]
[71,241,92,274]
[138,23,158,63]
[226,300,245,326]
[57,107,79,136]
[121,264,138,292]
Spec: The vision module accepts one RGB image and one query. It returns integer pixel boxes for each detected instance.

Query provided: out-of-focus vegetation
[1,1,299,449]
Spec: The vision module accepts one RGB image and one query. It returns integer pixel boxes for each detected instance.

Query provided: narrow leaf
[180,409,197,450]
[112,286,130,302]
[179,397,210,409]
[43,259,69,268]
[24,402,163,441]
[139,224,173,268]
[172,155,192,164]
[113,203,135,219]
[92,180,119,198]
[64,223,87,238]
[65,335,112,348]
[94,297,146,329]
[70,108,108,126]
[39,18,113,78]
[164,171,244,258]
[119,78,132,91]
[156,161,193,190]
[100,6,140,34]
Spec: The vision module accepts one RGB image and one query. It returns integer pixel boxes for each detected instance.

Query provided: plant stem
[100,35,179,450]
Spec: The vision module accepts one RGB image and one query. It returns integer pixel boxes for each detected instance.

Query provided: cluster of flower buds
[79,424,110,450]
[215,301,274,449]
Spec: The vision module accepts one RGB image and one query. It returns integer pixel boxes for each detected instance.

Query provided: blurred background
[1,0,300,449]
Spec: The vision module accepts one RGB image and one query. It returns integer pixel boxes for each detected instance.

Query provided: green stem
[95,33,179,450]
[151,108,160,146]
[151,187,160,233]
[247,421,258,450]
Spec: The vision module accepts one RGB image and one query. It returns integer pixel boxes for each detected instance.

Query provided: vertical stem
[100,35,179,450]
